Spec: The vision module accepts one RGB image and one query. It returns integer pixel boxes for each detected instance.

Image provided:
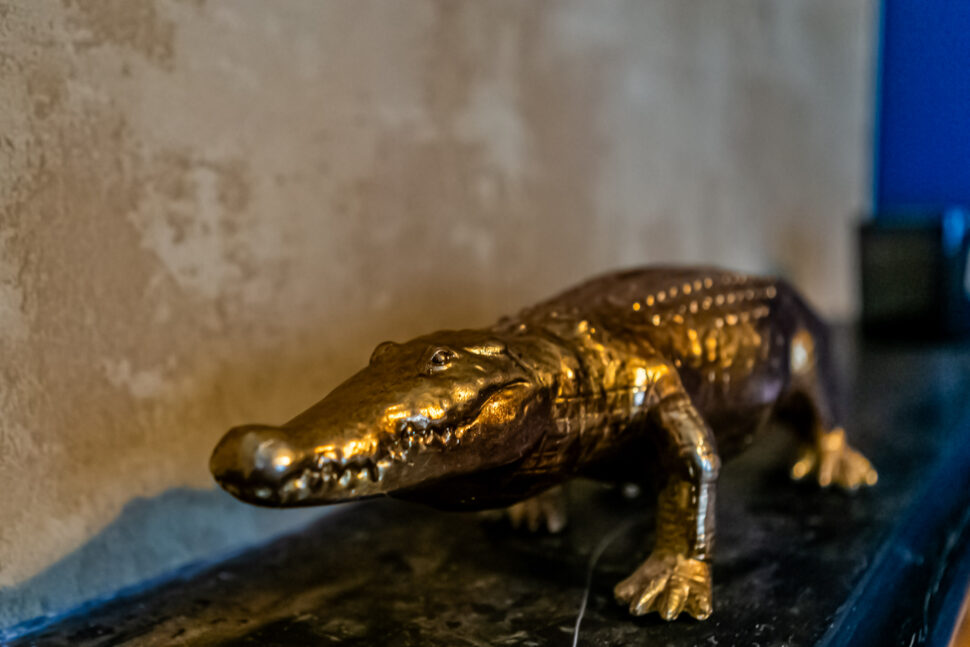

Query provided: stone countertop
[13,333,970,647]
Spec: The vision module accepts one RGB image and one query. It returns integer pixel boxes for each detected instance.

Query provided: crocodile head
[210,330,550,507]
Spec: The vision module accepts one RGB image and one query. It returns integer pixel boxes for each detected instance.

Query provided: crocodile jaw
[211,379,536,507]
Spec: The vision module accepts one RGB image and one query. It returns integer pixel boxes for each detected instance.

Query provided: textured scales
[210,266,877,622]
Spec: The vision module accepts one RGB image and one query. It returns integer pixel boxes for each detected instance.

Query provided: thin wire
[571,519,637,647]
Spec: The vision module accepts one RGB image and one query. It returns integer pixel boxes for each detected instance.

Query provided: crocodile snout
[210,425,305,502]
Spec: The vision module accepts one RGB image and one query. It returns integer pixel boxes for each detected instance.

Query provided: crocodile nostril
[253,438,298,475]
[210,425,301,484]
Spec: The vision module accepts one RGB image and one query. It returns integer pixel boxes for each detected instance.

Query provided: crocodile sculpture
[210,266,877,621]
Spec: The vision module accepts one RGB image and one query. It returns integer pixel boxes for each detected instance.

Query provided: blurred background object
[862,0,970,338]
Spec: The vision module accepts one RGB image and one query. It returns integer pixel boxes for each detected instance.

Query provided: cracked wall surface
[0,0,874,628]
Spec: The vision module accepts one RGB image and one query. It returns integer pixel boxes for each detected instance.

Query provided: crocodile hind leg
[482,486,568,532]
[790,426,877,490]
[503,485,568,533]
[615,384,720,620]
[775,329,877,490]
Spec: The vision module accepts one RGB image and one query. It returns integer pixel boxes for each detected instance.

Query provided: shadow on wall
[0,487,330,641]
[0,259,571,641]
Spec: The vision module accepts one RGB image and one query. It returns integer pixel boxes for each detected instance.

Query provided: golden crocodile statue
[210,266,877,621]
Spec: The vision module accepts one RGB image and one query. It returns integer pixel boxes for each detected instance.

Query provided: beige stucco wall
[0,0,874,624]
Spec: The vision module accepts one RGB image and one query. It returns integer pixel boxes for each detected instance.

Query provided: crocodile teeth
[375,460,389,481]
[280,471,312,501]
[305,470,323,492]
[386,441,406,462]
[338,470,353,489]
[378,418,471,464]
[399,423,419,450]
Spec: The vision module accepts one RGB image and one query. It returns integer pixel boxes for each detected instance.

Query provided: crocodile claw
[615,551,712,620]
[504,486,567,533]
[791,427,878,491]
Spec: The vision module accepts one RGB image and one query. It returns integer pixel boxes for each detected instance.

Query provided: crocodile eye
[430,349,455,367]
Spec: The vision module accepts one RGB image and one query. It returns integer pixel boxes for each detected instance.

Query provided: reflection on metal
[210,266,877,621]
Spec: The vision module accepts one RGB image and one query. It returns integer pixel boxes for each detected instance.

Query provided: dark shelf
[12,332,970,646]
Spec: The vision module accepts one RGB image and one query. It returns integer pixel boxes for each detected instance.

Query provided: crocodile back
[518,266,816,456]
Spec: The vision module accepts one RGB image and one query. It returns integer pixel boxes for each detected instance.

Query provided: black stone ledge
[11,331,970,647]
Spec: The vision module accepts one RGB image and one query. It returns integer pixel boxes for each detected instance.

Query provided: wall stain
[62,0,175,69]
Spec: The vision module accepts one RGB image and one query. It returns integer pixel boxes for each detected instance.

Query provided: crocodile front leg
[614,388,720,620]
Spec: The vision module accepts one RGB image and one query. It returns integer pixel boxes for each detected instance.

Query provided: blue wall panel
[877,0,970,211]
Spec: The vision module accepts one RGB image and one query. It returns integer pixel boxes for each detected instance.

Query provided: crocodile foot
[504,485,567,533]
[614,551,712,620]
[791,427,878,490]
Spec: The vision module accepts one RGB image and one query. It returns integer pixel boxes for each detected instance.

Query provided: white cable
[571,520,637,647]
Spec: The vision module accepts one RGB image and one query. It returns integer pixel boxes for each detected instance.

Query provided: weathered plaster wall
[0,0,874,629]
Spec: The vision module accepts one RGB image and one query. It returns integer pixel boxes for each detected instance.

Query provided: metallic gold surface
[210,266,877,621]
